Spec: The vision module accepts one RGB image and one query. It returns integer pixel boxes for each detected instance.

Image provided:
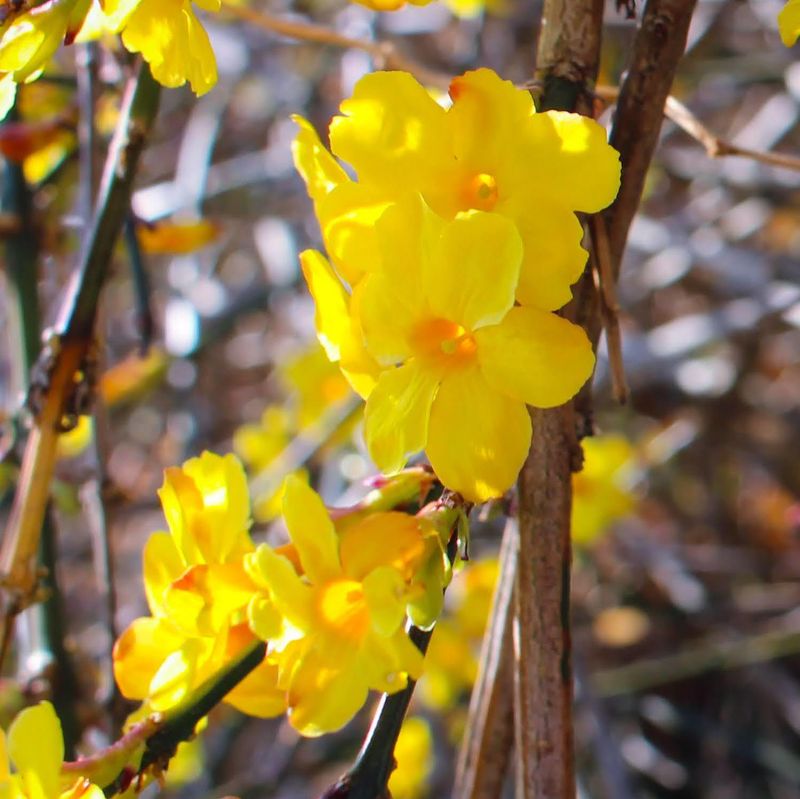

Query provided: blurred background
[4,0,800,795]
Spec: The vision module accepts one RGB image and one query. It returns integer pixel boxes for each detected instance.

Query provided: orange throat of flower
[317,579,370,642]
[411,318,478,374]
[463,172,499,212]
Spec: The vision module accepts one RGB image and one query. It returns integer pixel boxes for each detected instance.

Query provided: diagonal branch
[0,61,161,649]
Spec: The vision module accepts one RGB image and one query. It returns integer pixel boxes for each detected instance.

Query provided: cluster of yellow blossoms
[295,68,621,502]
[0,0,218,110]
[113,451,451,736]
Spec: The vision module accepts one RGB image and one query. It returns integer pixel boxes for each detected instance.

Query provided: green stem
[103,640,267,797]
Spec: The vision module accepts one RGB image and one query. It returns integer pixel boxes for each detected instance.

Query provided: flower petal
[142,531,184,616]
[426,368,531,502]
[285,649,367,736]
[426,211,521,329]
[514,210,588,310]
[362,566,407,637]
[780,0,800,45]
[364,362,439,473]
[282,475,341,584]
[476,306,594,408]
[8,702,62,799]
[113,617,184,700]
[246,546,314,631]
[329,71,448,185]
[299,249,380,398]
[291,115,348,202]
[522,111,620,213]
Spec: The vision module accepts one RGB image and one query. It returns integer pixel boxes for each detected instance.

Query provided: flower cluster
[113,451,451,736]
[295,68,620,502]
[0,0,219,106]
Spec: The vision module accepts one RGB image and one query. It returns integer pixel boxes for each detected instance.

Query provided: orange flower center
[411,318,477,372]
[464,173,499,211]
[318,580,370,642]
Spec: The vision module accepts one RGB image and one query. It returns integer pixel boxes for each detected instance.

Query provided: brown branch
[596,86,800,173]
[219,2,451,89]
[0,62,160,650]
[453,519,516,799]
[506,3,606,797]
[603,0,699,276]
[588,214,628,404]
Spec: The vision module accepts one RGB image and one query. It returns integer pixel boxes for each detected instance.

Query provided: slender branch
[0,62,161,637]
[592,627,800,698]
[219,2,451,89]
[602,0,699,277]
[95,639,266,797]
[588,214,628,403]
[510,3,605,797]
[453,519,516,799]
[320,500,464,799]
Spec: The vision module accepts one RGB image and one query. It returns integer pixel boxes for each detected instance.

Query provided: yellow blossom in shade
[279,343,354,428]
[318,196,595,502]
[418,558,496,710]
[137,218,219,254]
[112,452,285,717]
[293,68,620,309]
[0,702,103,799]
[233,405,308,522]
[56,415,92,460]
[351,0,431,11]
[245,476,430,736]
[572,434,637,546]
[388,716,433,799]
[780,0,800,45]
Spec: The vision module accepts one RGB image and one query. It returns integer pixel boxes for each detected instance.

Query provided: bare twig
[453,519,516,799]
[509,2,606,797]
[0,62,161,648]
[588,214,628,404]
[219,2,451,89]
[596,86,800,173]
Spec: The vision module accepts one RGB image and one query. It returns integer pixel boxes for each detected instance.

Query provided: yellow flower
[572,434,637,545]
[388,716,433,799]
[780,0,800,45]
[89,0,218,95]
[245,476,429,736]
[137,218,219,254]
[294,68,620,309]
[0,0,91,82]
[350,0,431,11]
[56,415,92,460]
[305,197,595,502]
[113,452,285,718]
[279,343,353,429]
[0,701,103,799]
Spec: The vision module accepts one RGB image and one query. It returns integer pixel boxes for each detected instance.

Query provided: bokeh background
[4,0,800,795]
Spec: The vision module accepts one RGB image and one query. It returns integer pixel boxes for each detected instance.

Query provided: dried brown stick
[219,2,451,89]
[452,519,516,799]
[588,214,629,404]
[596,86,800,173]
[507,2,606,797]
[603,0,699,275]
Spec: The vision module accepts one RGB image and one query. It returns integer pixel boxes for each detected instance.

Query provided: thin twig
[320,498,465,799]
[510,2,605,797]
[588,214,629,404]
[219,2,451,89]
[453,519,516,799]
[0,61,161,647]
[596,86,800,173]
